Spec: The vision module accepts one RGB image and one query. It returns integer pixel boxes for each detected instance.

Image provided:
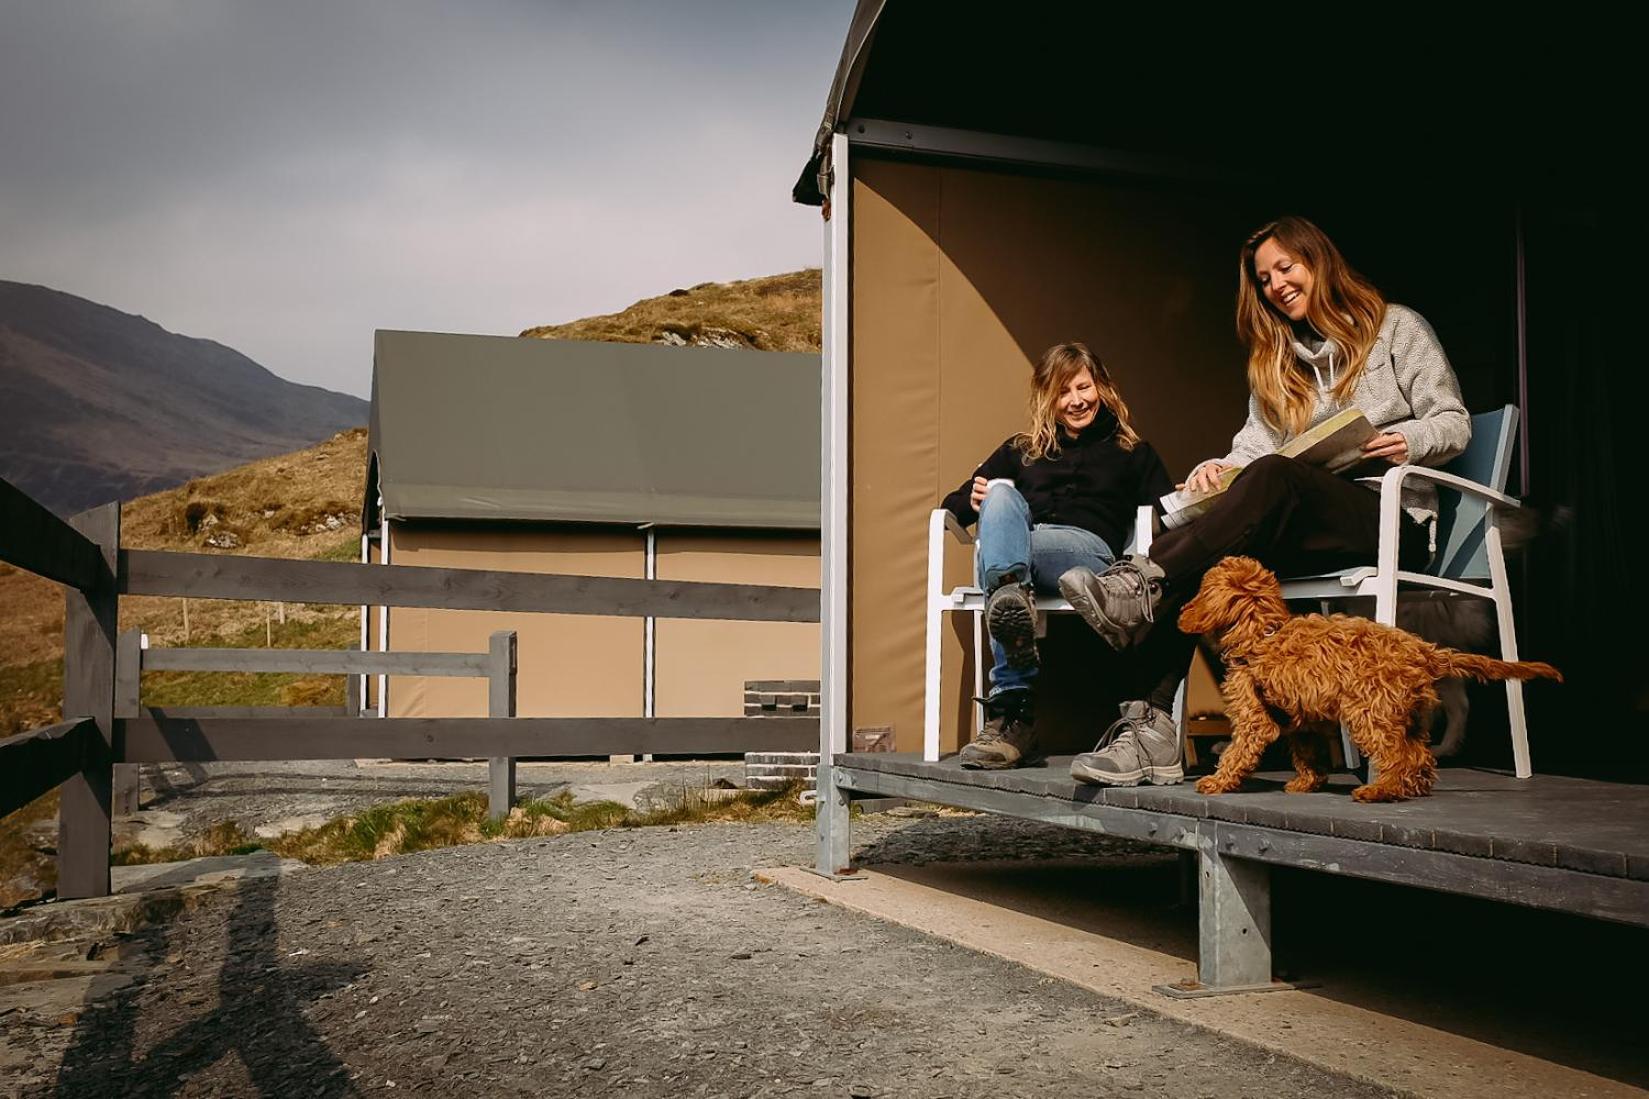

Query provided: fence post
[345,670,362,717]
[111,630,143,815]
[59,503,119,900]
[487,630,517,820]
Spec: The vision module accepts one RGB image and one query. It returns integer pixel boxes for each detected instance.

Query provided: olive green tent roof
[365,331,819,531]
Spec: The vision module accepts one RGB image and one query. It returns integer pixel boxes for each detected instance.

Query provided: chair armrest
[1377,465,1522,511]
[933,507,975,546]
[1368,465,1522,584]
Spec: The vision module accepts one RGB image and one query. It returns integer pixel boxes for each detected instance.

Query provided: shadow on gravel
[852,816,1196,959]
[850,816,1649,1090]
[52,875,364,1097]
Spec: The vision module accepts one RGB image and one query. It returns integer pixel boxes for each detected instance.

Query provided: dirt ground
[0,812,1404,1098]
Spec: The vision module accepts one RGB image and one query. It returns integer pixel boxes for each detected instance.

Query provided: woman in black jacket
[939,342,1187,785]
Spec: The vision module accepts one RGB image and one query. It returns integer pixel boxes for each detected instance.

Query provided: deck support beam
[1194,823,1273,991]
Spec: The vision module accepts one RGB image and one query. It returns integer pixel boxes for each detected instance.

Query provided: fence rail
[119,715,819,762]
[0,719,99,818]
[139,646,494,677]
[0,479,105,591]
[121,549,820,622]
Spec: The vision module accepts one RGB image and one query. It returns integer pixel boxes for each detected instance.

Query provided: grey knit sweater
[1200,304,1471,526]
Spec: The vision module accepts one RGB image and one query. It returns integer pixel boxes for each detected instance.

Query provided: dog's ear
[1178,556,1287,637]
[1222,556,1280,596]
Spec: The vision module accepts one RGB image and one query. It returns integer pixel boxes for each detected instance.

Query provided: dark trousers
[1130,454,1432,709]
[1151,453,1432,596]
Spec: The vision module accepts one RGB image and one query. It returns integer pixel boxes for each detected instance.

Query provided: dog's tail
[1429,649,1563,685]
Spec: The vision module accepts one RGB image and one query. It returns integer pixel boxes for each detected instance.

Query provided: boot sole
[986,596,1039,671]
[1069,760,1184,786]
[960,756,1023,770]
[1058,574,1136,651]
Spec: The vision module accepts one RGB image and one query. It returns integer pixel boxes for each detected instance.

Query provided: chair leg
[973,609,986,737]
[1171,679,1189,766]
[1322,600,1363,772]
[1486,525,1533,778]
[924,600,943,763]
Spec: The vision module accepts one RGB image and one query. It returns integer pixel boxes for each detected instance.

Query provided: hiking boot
[985,580,1039,672]
[1058,555,1166,650]
[958,691,1037,770]
[1070,700,1183,786]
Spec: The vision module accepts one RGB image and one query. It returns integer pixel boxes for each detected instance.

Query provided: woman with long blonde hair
[939,342,1184,780]
[1060,216,1470,672]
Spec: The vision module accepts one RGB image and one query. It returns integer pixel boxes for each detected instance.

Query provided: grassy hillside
[521,269,821,352]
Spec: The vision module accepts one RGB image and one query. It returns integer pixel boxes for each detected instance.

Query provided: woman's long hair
[1014,342,1140,462]
[1236,216,1387,436]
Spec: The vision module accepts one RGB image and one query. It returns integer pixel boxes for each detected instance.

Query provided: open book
[1159,409,1381,530]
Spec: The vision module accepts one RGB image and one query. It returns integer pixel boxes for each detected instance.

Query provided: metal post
[376,496,389,718]
[111,630,143,815]
[487,630,517,820]
[58,503,118,900]
[1196,823,1272,990]
[814,131,853,878]
[358,532,370,713]
[642,525,655,762]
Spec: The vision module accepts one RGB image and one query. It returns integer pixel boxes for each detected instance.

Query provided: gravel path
[4,815,1401,1098]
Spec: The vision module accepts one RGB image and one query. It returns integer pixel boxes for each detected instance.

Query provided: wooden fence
[118,629,520,818]
[0,477,819,899]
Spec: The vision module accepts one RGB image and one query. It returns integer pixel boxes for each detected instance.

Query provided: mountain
[521,269,820,352]
[0,280,368,515]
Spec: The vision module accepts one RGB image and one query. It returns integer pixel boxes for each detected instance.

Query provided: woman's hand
[1361,431,1410,464]
[1182,461,1235,495]
[969,476,990,510]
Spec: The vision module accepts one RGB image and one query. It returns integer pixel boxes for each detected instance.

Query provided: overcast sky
[0,1,850,398]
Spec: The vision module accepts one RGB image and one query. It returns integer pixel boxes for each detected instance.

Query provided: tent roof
[365,331,820,531]
[794,4,1624,206]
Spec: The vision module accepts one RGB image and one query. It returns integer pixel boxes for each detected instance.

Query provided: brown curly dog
[1178,556,1562,802]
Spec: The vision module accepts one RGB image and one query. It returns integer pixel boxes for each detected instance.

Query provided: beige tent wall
[384,523,644,718]
[654,532,820,717]
[850,157,1261,754]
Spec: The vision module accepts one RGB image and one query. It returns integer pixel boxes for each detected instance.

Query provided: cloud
[0,1,848,397]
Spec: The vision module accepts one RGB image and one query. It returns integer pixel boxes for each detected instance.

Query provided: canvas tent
[362,331,821,723]
[800,4,1634,778]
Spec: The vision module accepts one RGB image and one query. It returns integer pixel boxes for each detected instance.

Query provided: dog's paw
[1195,776,1231,795]
[1351,784,1402,803]
[1284,777,1325,794]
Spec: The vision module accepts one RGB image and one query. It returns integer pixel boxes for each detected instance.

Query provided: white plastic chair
[923,504,1168,762]
[1277,406,1533,777]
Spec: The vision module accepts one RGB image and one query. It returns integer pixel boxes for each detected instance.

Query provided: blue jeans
[975,482,1114,697]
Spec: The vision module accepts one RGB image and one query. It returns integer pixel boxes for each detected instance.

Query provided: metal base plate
[803,865,863,882]
[1152,978,1318,999]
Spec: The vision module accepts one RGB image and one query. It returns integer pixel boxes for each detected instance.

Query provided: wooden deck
[823,753,1649,991]
[844,754,1649,885]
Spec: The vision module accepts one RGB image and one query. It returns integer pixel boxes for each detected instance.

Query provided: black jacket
[940,408,1173,555]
